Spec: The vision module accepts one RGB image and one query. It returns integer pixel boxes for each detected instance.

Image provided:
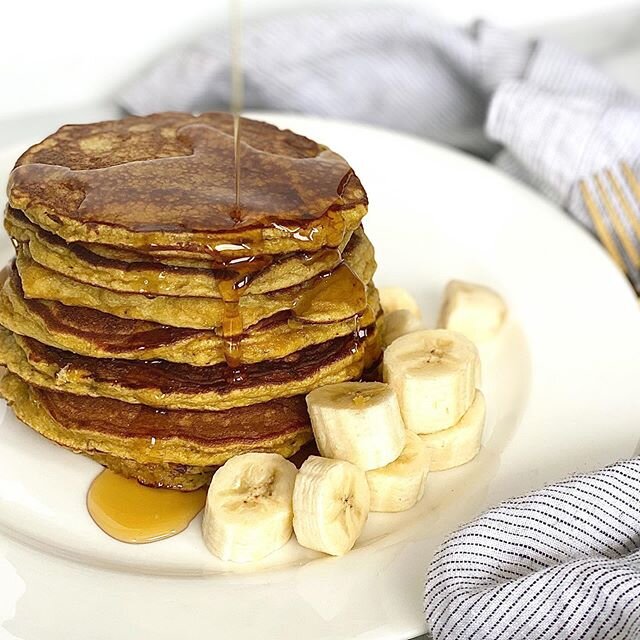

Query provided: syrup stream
[230,0,243,219]
[222,0,245,367]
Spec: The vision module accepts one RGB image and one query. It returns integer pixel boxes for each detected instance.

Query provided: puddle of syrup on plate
[87,470,206,544]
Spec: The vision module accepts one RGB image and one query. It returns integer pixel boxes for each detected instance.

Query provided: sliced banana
[420,390,485,471]
[293,456,370,556]
[382,309,424,347]
[383,329,479,434]
[366,431,431,512]
[202,452,297,563]
[379,287,422,318]
[438,280,507,343]
[306,381,406,471]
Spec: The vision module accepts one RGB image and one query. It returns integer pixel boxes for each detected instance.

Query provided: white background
[0,0,638,123]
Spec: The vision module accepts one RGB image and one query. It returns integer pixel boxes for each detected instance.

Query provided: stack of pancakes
[0,112,382,489]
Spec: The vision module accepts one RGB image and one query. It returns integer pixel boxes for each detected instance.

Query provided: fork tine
[580,180,626,272]
[621,162,640,204]
[607,168,640,239]
[595,173,640,269]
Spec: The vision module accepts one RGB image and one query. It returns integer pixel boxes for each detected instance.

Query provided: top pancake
[8,112,368,258]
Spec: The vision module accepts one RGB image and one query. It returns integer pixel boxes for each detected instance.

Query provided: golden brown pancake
[0,372,312,490]
[8,112,367,258]
[0,321,382,410]
[15,243,375,329]
[6,208,373,298]
[0,265,381,366]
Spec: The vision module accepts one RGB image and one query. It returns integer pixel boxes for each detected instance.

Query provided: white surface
[0,115,639,640]
[0,0,636,120]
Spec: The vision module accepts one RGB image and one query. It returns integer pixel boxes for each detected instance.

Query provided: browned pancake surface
[38,385,310,446]
[9,112,366,235]
[21,327,370,395]
[0,373,315,488]
[10,265,199,351]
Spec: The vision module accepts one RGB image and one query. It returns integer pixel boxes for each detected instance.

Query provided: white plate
[0,115,639,640]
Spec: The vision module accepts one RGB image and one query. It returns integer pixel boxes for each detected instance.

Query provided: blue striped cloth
[425,459,640,639]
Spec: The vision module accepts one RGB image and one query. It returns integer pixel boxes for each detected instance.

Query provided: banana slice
[379,287,422,318]
[306,381,407,470]
[293,456,370,556]
[382,309,424,347]
[366,431,431,512]
[420,390,485,471]
[438,280,507,343]
[202,452,297,563]
[383,329,479,434]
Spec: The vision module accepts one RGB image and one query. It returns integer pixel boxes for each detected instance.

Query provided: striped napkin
[425,459,640,639]
[118,9,640,638]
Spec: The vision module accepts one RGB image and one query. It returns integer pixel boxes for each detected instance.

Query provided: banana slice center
[217,472,280,512]
[425,347,447,363]
[342,495,364,528]
[351,389,382,407]
[424,339,456,364]
[240,473,276,502]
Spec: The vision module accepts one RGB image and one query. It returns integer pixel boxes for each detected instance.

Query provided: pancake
[86,428,321,489]
[16,243,375,329]
[0,265,381,366]
[0,321,382,410]
[0,372,312,490]
[8,112,367,258]
[2,111,382,492]
[6,208,372,298]
[88,450,216,490]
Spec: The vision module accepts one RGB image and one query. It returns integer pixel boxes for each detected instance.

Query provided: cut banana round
[383,329,479,434]
[293,456,370,556]
[202,452,297,563]
[438,280,507,343]
[420,390,485,471]
[379,287,422,318]
[382,309,424,347]
[306,381,407,470]
[366,431,431,512]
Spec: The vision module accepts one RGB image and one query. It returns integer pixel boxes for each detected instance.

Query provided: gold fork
[580,162,640,279]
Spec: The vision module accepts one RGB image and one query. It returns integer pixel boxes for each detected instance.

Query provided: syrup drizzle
[292,263,366,322]
[222,0,246,365]
[230,0,243,221]
[232,116,242,220]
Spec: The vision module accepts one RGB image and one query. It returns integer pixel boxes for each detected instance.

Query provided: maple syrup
[230,0,243,222]
[8,120,359,238]
[218,276,244,367]
[87,469,206,543]
[220,0,247,363]
[292,263,366,322]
